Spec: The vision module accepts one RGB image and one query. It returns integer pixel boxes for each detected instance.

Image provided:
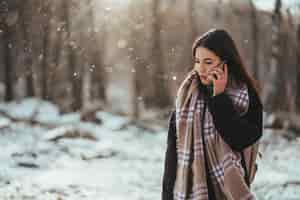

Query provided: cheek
[206,65,214,71]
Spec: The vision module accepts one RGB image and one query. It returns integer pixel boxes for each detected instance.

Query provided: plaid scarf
[173,70,257,200]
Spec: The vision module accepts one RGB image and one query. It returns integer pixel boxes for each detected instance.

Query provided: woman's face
[194,47,222,85]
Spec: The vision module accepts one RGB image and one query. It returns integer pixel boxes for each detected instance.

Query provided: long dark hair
[192,28,262,102]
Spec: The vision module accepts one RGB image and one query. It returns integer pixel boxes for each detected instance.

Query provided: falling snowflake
[90,64,95,72]
[117,39,127,49]
[69,41,77,49]
[172,76,177,80]
[137,96,143,101]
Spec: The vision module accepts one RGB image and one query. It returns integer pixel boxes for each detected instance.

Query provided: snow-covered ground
[0,98,299,200]
[252,129,300,200]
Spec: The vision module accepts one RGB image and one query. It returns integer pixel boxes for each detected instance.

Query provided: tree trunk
[249,0,259,79]
[263,0,283,112]
[183,0,197,72]
[40,0,52,100]
[2,24,14,101]
[214,0,223,21]
[53,1,63,72]
[150,0,171,108]
[41,24,49,100]
[62,0,82,111]
[93,23,107,101]
[0,2,19,101]
[296,23,300,113]
[87,0,106,103]
[18,1,34,97]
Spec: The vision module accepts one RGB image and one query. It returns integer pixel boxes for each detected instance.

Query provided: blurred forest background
[0,0,300,199]
[0,0,300,118]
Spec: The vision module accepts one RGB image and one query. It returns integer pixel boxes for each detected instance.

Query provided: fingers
[208,70,223,80]
[208,63,227,80]
[207,72,219,80]
[210,67,224,74]
[207,74,216,82]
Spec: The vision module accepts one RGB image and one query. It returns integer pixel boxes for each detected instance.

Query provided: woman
[161,29,263,200]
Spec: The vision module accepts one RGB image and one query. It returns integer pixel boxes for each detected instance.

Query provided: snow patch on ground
[0,98,299,199]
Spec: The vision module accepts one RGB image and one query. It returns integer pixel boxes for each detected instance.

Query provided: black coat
[161,84,263,200]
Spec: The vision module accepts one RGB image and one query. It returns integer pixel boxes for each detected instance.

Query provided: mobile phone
[206,60,226,97]
[212,60,226,79]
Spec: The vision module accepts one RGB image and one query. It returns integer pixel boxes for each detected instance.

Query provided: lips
[200,75,207,79]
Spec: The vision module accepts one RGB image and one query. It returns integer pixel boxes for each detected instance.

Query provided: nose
[196,65,207,76]
[199,68,206,75]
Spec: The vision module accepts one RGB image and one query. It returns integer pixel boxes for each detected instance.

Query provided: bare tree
[92,21,107,102]
[53,2,64,73]
[149,0,171,108]
[0,0,19,101]
[62,0,82,111]
[263,0,283,112]
[184,0,197,71]
[128,0,147,121]
[40,0,52,100]
[296,23,300,112]
[284,8,297,112]
[249,0,259,79]
[214,0,223,20]
[86,0,106,103]
[18,0,35,97]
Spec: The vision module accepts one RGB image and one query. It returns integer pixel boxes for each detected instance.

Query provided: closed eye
[194,58,214,64]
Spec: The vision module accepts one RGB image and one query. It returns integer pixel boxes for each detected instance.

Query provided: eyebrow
[195,57,213,61]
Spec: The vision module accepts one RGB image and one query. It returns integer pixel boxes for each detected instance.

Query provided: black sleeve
[207,89,263,152]
[162,110,177,200]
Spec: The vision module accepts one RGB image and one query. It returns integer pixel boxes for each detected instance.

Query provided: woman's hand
[207,63,228,96]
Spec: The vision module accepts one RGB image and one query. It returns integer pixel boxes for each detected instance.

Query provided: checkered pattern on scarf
[173,70,257,200]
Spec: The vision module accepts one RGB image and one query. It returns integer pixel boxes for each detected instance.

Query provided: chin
[200,79,212,86]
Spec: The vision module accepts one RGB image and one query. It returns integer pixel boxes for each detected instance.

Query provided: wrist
[213,91,224,97]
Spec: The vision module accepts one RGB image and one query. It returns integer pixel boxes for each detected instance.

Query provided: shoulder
[167,109,177,141]
[169,109,176,125]
[166,110,176,130]
[247,84,263,111]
